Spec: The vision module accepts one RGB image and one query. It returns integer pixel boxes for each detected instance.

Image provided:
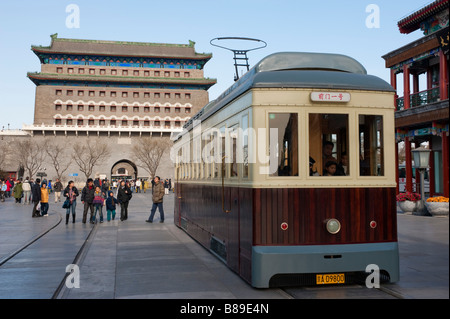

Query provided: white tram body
[173,52,399,288]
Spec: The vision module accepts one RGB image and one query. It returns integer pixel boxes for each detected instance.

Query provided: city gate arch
[111,159,138,181]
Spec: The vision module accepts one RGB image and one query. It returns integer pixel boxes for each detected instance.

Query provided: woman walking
[117,180,132,221]
[63,181,79,224]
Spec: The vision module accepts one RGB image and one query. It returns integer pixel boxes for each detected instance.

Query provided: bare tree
[0,140,10,178]
[0,141,8,171]
[12,139,47,179]
[72,139,111,179]
[132,137,171,179]
[44,138,72,181]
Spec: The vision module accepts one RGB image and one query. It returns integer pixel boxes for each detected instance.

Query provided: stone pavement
[0,193,448,299]
[0,192,287,299]
[386,212,449,299]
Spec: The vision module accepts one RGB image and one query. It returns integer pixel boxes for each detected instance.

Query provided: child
[40,183,49,216]
[92,186,105,223]
[105,191,119,222]
[324,161,338,176]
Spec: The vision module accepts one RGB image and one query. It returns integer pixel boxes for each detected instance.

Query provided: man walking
[146,176,165,223]
[81,178,95,224]
[117,180,132,221]
[22,177,31,205]
[53,178,63,203]
[31,178,41,218]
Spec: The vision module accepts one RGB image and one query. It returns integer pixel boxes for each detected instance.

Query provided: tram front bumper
[251,242,399,288]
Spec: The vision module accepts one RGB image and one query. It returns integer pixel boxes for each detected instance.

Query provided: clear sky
[0,0,433,129]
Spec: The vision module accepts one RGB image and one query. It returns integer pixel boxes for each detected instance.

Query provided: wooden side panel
[252,187,397,245]
[175,184,397,284]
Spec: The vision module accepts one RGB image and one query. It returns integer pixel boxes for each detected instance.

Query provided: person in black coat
[117,181,132,221]
[31,178,42,218]
[63,181,79,224]
[81,178,95,224]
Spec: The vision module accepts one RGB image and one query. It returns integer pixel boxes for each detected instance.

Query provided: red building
[382,0,449,197]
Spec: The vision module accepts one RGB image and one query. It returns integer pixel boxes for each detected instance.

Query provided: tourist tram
[172,52,399,288]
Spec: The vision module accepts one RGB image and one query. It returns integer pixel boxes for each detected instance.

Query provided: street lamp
[412,147,431,215]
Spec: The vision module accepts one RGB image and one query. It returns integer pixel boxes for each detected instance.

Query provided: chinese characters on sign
[436,27,449,55]
[310,92,351,102]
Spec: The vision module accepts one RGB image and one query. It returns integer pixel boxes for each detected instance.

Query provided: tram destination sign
[311,92,351,102]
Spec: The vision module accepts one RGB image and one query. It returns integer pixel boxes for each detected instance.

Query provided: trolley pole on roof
[210,37,267,81]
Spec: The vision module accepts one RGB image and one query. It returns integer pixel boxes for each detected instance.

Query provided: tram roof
[179,52,394,134]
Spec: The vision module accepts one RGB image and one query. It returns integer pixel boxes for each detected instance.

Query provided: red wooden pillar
[390,68,397,90]
[403,64,411,109]
[405,137,413,193]
[429,136,435,197]
[391,69,399,109]
[442,133,449,197]
[439,50,448,100]
[413,73,419,94]
[395,140,399,194]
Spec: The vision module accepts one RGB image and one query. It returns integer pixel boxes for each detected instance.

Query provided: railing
[410,87,440,107]
[396,87,441,111]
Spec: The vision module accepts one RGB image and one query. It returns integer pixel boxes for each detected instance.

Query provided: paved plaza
[0,192,448,299]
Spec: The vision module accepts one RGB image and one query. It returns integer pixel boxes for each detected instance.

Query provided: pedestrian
[92,186,105,223]
[146,176,165,223]
[48,180,53,194]
[143,179,148,193]
[1,180,7,202]
[117,180,132,221]
[5,179,12,198]
[13,179,23,204]
[40,182,49,217]
[81,178,95,224]
[101,179,110,195]
[63,180,79,224]
[105,191,119,222]
[31,178,42,217]
[53,178,63,203]
[164,178,169,195]
[22,177,31,205]
[135,179,141,193]
[130,179,135,193]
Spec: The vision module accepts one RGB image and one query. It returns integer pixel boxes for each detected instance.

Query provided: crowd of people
[0,176,172,226]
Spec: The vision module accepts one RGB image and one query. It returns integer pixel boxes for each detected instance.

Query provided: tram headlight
[326,219,341,234]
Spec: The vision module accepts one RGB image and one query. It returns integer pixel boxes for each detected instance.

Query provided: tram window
[309,114,348,176]
[359,115,384,176]
[269,113,299,176]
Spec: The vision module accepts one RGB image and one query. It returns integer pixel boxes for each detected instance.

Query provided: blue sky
[0,0,432,129]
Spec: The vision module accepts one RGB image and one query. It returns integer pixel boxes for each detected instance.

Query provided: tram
[172,52,399,288]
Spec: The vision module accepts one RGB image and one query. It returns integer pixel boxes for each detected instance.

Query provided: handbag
[62,199,71,209]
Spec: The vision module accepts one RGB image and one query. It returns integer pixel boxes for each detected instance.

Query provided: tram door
[224,128,241,274]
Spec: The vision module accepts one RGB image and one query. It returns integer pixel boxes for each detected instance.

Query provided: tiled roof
[27,72,217,87]
[398,0,449,34]
[31,34,212,60]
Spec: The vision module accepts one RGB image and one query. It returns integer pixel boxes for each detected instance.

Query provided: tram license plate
[316,273,345,285]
